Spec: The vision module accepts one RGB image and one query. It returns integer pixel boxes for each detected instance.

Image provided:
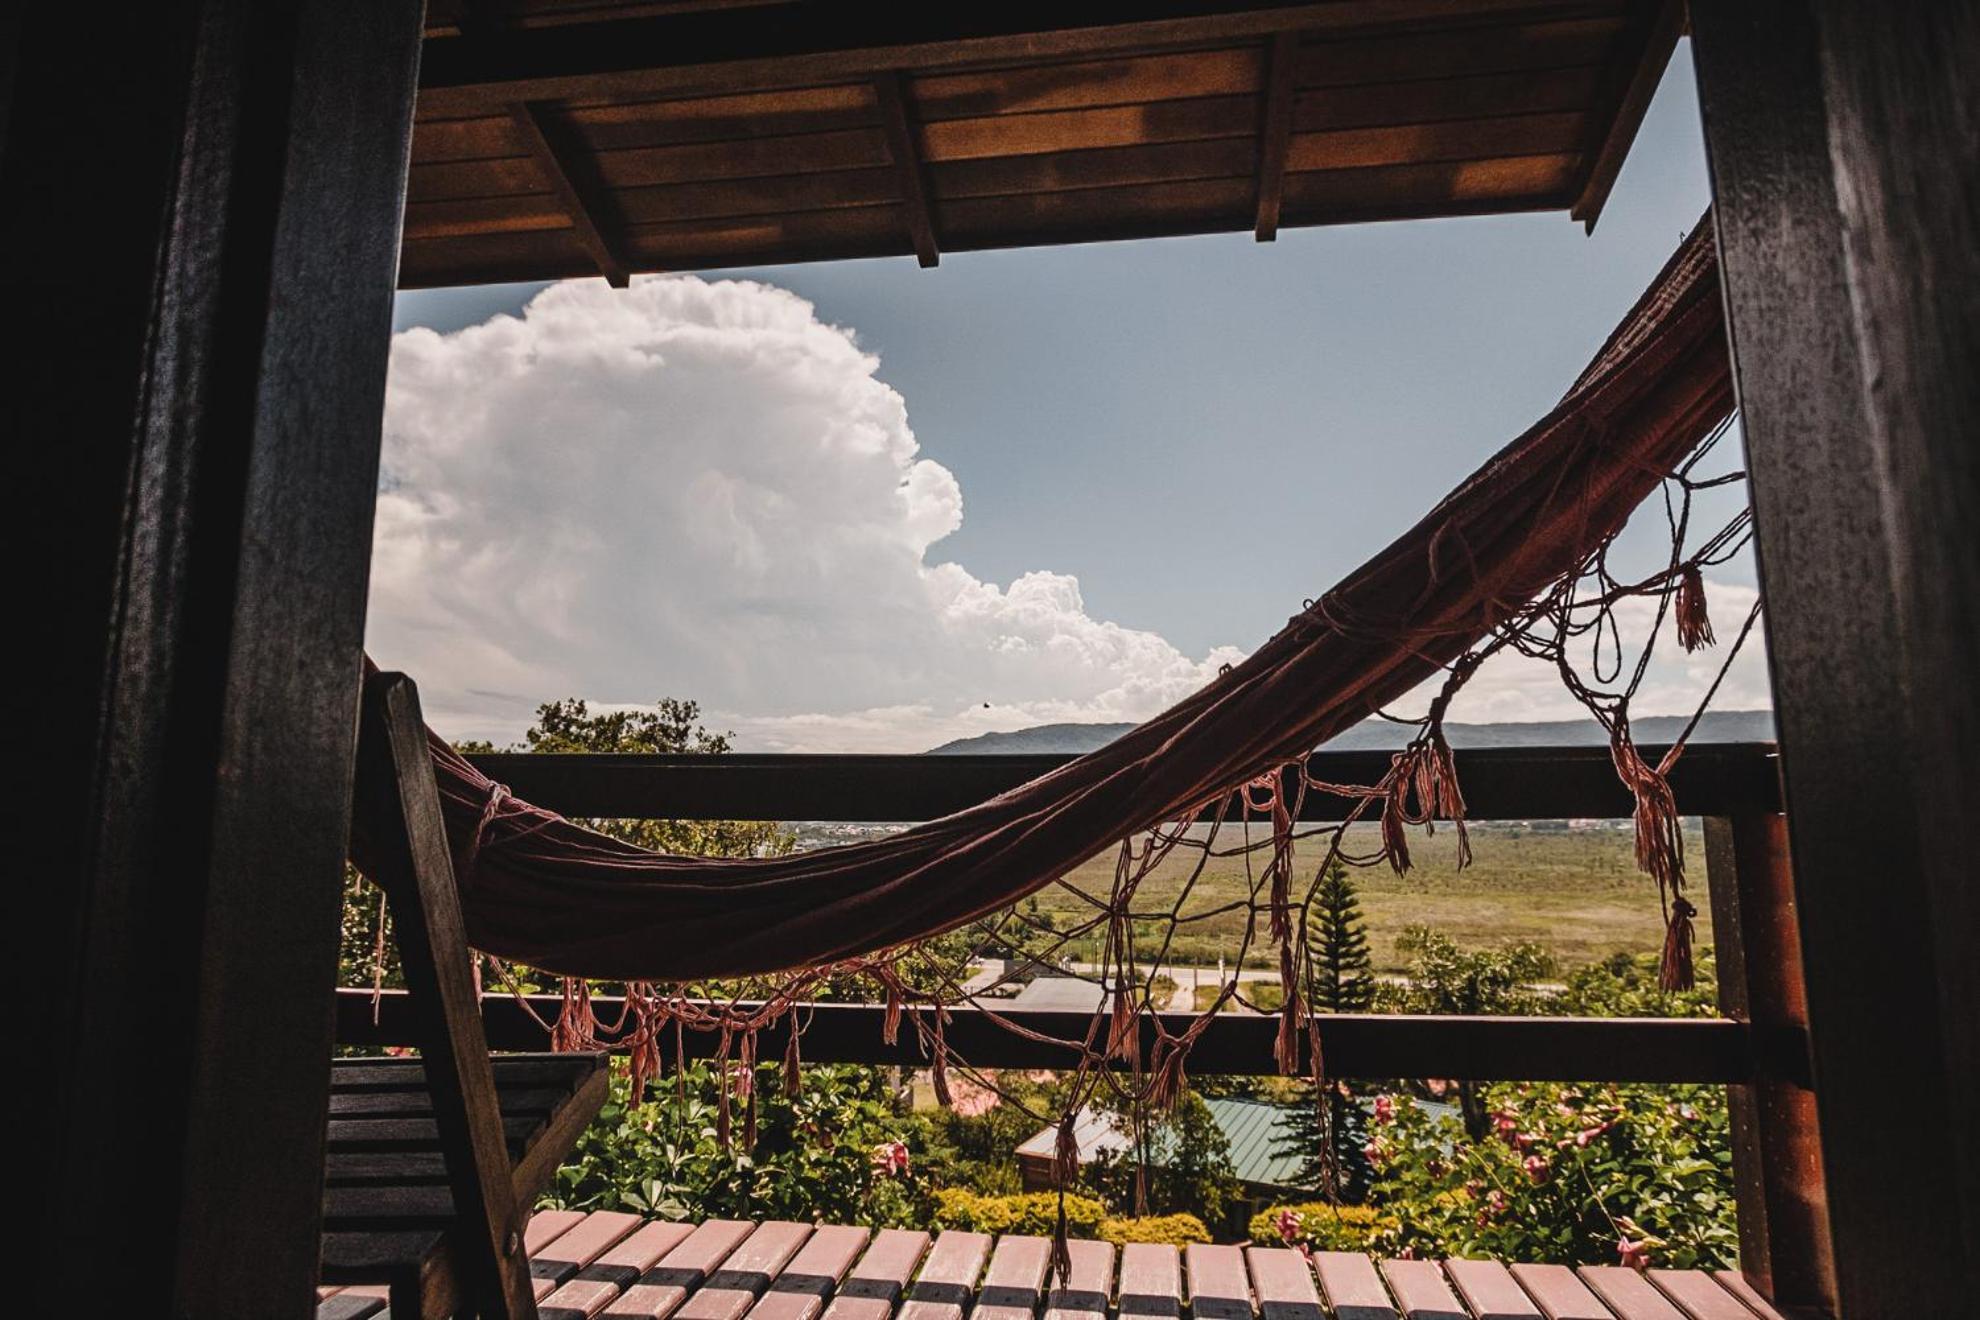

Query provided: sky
[378,41,1769,752]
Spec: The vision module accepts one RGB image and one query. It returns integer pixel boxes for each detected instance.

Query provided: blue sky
[381,42,1766,750]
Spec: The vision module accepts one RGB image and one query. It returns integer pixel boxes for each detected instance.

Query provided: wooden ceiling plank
[1297,11,1627,86]
[911,47,1265,121]
[1569,0,1682,230]
[415,0,1624,115]
[509,101,632,283]
[1285,110,1588,173]
[873,72,940,266]
[1254,31,1299,239]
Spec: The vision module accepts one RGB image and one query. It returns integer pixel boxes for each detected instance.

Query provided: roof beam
[1253,31,1299,240]
[1571,0,1683,231]
[416,0,1584,114]
[509,101,631,287]
[873,73,940,268]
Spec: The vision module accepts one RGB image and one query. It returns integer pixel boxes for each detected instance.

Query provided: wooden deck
[317,1212,1789,1320]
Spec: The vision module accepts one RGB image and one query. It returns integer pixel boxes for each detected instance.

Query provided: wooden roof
[404,1,1684,288]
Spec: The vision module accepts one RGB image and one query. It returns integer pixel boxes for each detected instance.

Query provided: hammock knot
[1676,563,1716,652]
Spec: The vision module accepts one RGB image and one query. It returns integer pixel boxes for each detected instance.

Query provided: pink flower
[1513,1131,1539,1153]
[1373,1095,1396,1125]
[1522,1154,1550,1184]
[1617,1237,1652,1270]
[1574,1122,1613,1148]
[870,1140,910,1178]
[1274,1209,1304,1244]
[1362,1139,1387,1169]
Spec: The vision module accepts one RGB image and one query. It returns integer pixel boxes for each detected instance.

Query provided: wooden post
[1692,1,1979,1313]
[1703,815,1833,1316]
[10,2,424,1314]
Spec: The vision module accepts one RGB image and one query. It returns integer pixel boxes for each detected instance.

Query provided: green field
[1020,819,1711,974]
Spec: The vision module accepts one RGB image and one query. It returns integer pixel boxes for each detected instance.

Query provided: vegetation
[1088,1092,1242,1228]
[933,1190,1105,1238]
[1097,1214,1212,1246]
[1277,862,1377,1198]
[1249,1202,1395,1252]
[1362,1081,1736,1270]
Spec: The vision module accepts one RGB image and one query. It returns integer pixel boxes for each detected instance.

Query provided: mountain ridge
[925,710,1775,755]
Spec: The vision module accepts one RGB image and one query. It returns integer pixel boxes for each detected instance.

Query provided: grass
[1017,819,1710,975]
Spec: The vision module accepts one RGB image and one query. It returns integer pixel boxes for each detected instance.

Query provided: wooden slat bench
[332,1215,1801,1320]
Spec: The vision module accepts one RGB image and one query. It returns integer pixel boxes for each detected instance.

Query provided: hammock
[355,217,1738,995]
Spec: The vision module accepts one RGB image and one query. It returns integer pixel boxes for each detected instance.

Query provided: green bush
[544,1060,929,1227]
[1361,1082,1737,1269]
[1098,1214,1212,1246]
[1249,1202,1393,1251]
[931,1189,1106,1238]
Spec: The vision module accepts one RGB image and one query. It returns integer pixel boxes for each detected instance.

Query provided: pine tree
[1308,860,1376,1013]
[1276,860,1377,1198]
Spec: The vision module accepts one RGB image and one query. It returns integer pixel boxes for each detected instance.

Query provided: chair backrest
[355,670,538,1319]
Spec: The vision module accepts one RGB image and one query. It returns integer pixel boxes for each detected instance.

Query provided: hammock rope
[353,213,1753,1263]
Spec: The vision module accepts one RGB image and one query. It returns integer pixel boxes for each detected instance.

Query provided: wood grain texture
[10,2,421,1313]
[1694,0,1975,1310]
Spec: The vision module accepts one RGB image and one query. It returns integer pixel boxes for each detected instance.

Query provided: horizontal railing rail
[465,741,1782,822]
[337,989,1809,1086]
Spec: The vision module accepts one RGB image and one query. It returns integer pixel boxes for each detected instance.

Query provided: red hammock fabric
[359,222,1732,983]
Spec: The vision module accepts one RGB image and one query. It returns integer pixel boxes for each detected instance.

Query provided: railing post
[1703,813,1836,1316]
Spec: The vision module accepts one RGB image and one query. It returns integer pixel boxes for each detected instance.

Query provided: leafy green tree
[1090,1090,1242,1228]
[1376,927,1556,1139]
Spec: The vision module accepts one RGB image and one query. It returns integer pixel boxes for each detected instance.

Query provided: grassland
[1019,820,1711,974]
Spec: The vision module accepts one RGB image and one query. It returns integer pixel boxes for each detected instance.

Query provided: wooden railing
[337,741,1830,1311]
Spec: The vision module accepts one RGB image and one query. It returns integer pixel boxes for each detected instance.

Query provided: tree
[1307,859,1375,1013]
[1279,860,1378,1197]
[1377,927,1556,1140]
[1091,1090,1242,1229]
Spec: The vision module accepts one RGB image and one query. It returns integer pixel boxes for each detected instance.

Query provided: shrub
[932,1189,1106,1239]
[1249,1202,1393,1251]
[1361,1081,1737,1270]
[1099,1214,1212,1246]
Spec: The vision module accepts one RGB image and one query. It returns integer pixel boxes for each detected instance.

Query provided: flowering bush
[1247,1202,1394,1252]
[543,1060,929,1227]
[1359,1084,1736,1269]
[932,1189,1107,1238]
[1098,1214,1212,1246]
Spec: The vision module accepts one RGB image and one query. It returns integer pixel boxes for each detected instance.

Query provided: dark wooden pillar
[1704,814,1833,1315]
[1691,2,1978,1314]
[7,2,423,1314]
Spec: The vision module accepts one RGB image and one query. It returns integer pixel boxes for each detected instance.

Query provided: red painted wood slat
[1044,1239,1116,1320]
[1312,1251,1399,1320]
[1708,1273,1788,1320]
[1643,1270,1767,1320]
[542,1219,698,1319]
[1508,1264,1616,1320]
[678,1221,814,1320]
[898,1231,994,1320]
[1185,1244,1252,1320]
[971,1235,1054,1320]
[1577,1268,1684,1320]
[1119,1243,1184,1320]
[1246,1246,1324,1320]
[1378,1259,1468,1320]
[820,1229,932,1320]
[533,1211,646,1300]
[1444,1260,1543,1320]
[605,1219,759,1320]
[746,1225,872,1320]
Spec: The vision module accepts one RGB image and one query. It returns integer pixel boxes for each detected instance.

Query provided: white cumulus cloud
[369,275,1241,750]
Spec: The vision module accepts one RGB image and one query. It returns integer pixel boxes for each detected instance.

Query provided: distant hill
[925,710,1775,755]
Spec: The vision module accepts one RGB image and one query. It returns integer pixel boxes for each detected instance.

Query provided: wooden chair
[318,671,609,1319]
